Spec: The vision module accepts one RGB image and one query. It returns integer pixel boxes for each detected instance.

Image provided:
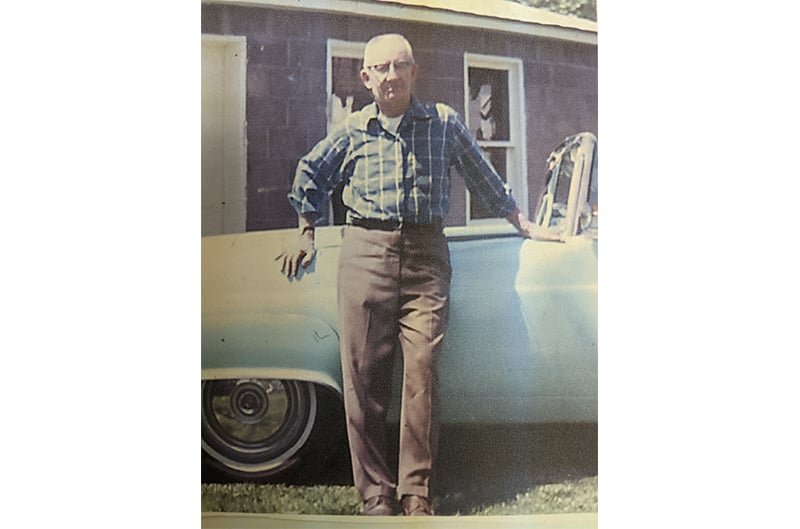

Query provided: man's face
[361,36,418,116]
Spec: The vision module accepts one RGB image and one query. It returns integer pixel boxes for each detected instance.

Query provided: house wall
[201,2,597,231]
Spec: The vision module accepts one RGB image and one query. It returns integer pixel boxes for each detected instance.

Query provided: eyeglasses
[366,61,414,76]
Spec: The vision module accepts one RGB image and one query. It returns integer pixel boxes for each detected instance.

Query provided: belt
[350,217,443,232]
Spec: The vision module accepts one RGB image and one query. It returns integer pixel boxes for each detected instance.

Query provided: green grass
[201,476,597,515]
[201,483,363,515]
[467,477,598,515]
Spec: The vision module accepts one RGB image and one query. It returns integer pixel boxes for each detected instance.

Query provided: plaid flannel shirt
[288,97,517,225]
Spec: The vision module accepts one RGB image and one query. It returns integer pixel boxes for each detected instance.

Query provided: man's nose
[384,63,401,81]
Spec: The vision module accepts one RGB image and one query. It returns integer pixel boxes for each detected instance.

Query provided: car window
[534,132,597,237]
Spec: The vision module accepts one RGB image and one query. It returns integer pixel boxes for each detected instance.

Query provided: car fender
[201,311,343,395]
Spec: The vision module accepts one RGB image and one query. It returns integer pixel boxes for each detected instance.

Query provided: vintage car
[201,132,598,481]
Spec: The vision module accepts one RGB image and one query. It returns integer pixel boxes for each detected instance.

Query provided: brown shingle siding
[247,38,289,67]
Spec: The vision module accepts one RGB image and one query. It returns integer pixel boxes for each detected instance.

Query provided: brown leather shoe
[401,495,433,516]
[363,495,397,516]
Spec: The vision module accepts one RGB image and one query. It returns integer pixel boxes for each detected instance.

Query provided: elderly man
[279,33,558,516]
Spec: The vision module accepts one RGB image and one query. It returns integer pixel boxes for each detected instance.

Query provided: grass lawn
[202,423,598,515]
[201,477,597,515]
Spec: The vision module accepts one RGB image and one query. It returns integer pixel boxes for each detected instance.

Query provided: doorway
[201,35,246,236]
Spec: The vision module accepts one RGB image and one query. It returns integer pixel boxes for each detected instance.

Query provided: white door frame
[201,34,247,235]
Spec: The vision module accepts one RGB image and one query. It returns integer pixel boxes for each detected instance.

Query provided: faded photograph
[201,0,597,523]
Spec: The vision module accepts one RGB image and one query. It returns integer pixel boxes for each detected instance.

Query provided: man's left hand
[506,209,563,242]
[516,217,564,241]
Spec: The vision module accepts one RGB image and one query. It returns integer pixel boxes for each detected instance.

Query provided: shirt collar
[358,97,432,130]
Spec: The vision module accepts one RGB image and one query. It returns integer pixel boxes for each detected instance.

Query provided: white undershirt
[378,113,404,135]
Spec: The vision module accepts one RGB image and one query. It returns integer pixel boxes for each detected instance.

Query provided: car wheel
[201,378,321,480]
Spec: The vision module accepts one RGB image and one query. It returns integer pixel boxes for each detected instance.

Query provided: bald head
[360,33,418,117]
[363,34,415,67]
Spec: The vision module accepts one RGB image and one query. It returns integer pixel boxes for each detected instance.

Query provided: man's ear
[360,68,372,88]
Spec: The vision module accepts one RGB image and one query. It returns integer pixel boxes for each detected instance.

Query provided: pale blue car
[201,133,598,481]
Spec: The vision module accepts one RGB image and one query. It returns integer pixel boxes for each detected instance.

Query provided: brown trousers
[337,224,451,501]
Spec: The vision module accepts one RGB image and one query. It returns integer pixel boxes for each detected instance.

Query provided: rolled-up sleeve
[287,124,351,225]
[449,112,517,218]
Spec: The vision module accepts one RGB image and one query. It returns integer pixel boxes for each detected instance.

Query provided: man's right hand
[276,228,316,277]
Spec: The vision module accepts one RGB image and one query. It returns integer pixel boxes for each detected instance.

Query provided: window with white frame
[327,40,370,132]
[464,54,528,224]
[326,39,368,224]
